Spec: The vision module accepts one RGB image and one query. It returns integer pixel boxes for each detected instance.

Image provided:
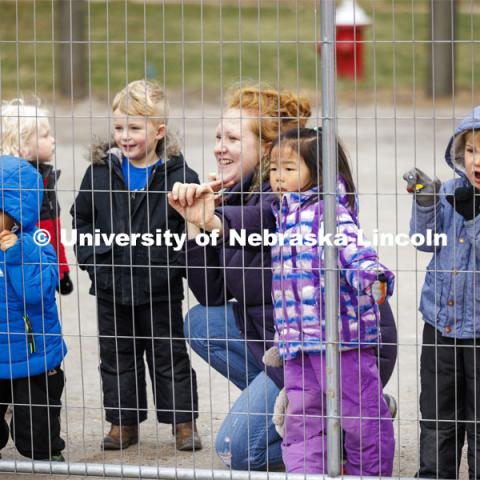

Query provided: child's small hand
[372,273,388,305]
[446,185,480,221]
[402,167,441,207]
[0,230,18,251]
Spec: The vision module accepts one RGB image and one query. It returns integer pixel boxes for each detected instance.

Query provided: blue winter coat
[0,155,66,379]
[410,106,480,338]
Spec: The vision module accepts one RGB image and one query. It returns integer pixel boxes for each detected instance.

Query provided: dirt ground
[0,98,476,479]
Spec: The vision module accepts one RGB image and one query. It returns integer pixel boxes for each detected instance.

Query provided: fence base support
[0,459,428,480]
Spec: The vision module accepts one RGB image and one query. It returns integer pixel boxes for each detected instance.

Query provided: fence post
[57,0,86,99]
[426,0,456,97]
[320,0,341,476]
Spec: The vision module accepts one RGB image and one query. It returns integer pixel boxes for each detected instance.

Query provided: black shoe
[0,419,8,450]
[58,272,73,295]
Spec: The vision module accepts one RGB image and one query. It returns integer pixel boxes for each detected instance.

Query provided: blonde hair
[112,80,180,158]
[226,83,312,192]
[0,98,50,158]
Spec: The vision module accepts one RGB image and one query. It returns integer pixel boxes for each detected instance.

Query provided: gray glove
[402,167,441,207]
[272,388,288,438]
[262,346,282,368]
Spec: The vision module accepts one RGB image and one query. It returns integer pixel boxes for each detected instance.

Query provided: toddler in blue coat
[0,153,67,460]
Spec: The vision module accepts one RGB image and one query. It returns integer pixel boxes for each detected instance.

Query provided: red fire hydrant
[335,0,371,79]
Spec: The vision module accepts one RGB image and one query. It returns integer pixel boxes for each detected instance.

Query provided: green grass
[0,0,479,100]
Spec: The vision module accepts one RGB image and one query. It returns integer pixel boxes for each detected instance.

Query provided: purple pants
[282,349,395,475]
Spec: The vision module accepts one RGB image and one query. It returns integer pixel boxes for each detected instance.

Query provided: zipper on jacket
[23,314,36,354]
[130,166,161,215]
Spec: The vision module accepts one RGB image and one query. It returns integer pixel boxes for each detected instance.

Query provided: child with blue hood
[404,106,480,479]
[0,155,66,461]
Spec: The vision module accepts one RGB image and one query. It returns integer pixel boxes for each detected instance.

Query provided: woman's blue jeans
[184,303,283,470]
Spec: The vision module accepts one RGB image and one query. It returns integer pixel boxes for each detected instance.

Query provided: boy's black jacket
[71,143,199,305]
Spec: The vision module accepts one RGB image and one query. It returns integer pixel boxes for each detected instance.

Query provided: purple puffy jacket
[271,183,395,360]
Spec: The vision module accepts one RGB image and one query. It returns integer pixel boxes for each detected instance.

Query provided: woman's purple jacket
[185,173,397,388]
[185,173,284,386]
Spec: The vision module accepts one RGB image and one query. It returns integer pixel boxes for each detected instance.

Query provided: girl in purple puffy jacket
[268,128,395,475]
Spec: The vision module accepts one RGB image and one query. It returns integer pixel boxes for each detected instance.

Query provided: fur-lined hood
[446,106,480,181]
[87,133,181,165]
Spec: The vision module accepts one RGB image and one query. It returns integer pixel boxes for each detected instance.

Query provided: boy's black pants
[420,323,480,479]
[0,368,65,460]
[97,298,198,426]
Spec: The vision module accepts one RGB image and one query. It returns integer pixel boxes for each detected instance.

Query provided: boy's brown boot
[101,424,138,451]
[173,421,202,451]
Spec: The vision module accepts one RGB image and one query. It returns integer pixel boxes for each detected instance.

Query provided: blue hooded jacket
[0,155,66,379]
[410,106,480,338]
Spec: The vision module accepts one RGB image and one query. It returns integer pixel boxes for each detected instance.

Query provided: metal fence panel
[0,0,477,479]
